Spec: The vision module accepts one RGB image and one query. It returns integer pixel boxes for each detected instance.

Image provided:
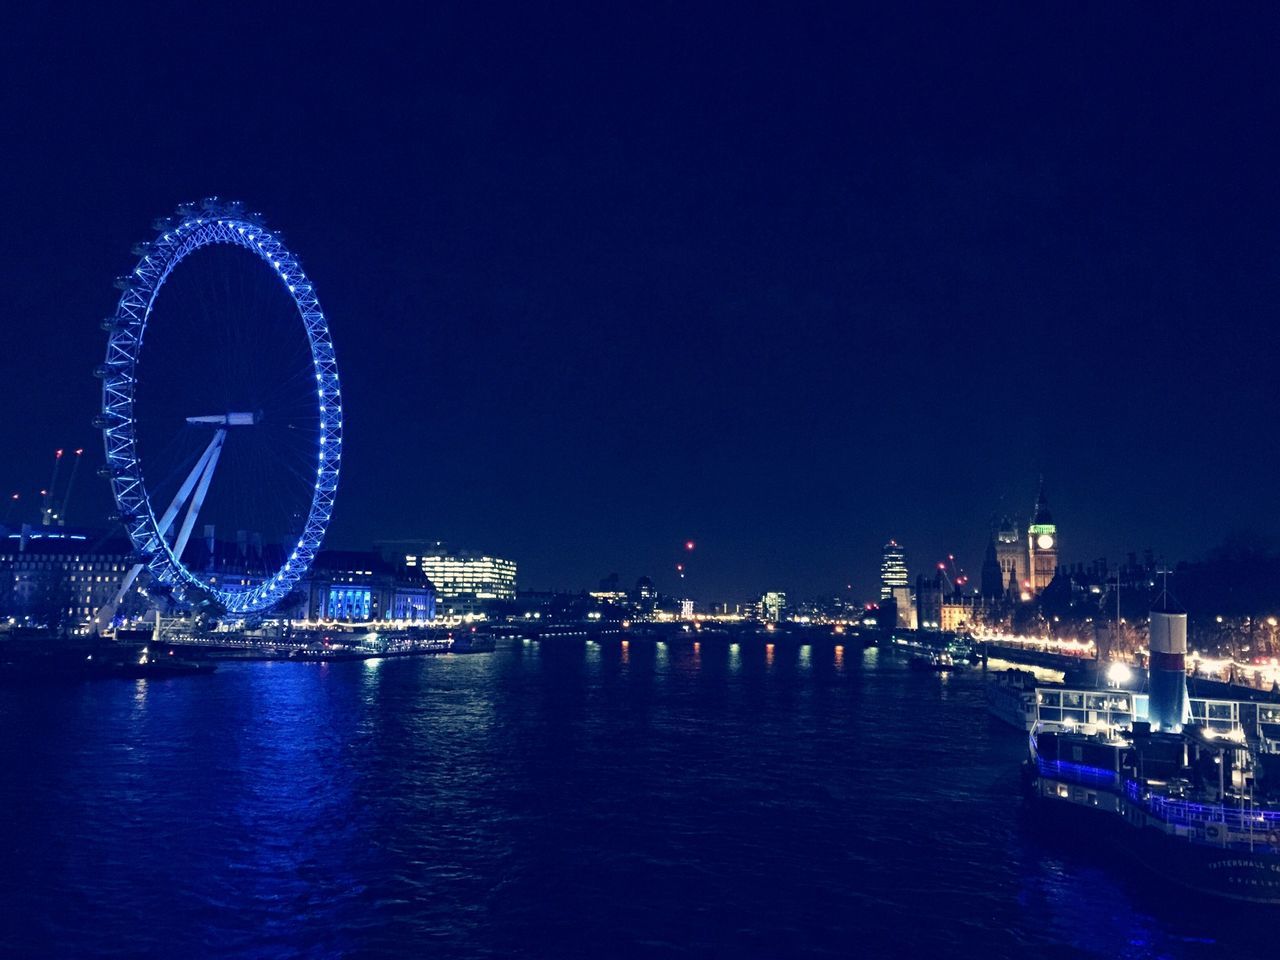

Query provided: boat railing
[1036,757,1120,790]
[1123,779,1280,832]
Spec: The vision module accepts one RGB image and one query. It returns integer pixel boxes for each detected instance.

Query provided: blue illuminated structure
[326,586,372,621]
[97,199,342,616]
[1035,757,1119,790]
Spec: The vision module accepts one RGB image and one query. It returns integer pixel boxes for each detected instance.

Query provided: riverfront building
[940,593,996,633]
[915,573,942,630]
[980,537,1004,600]
[991,482,1060,601]
[388,542,517,600]
[759,591,787,623]
[994,516,1029,600]
[296,550,435,623]
[0,527,437,631]
[0,527,132,634]
[916,568,1009,634]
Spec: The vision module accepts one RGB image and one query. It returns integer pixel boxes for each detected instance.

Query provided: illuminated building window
[326,586,372,621]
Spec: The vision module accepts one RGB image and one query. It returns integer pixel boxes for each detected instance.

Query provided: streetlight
[1106,661,1132,688]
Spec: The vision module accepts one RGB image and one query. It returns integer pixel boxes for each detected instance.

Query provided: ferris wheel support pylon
[169,426,227,573]
[100,425,227,626]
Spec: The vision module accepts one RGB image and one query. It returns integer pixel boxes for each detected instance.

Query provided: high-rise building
[1028,481,1058,596]
[760,591,786,623]
[880,541,908,600]
[880,540,914,628]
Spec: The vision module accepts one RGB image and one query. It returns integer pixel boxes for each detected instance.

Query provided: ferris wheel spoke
[253,369,320,415]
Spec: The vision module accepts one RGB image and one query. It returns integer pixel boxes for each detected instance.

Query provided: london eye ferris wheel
[95,198,342,617]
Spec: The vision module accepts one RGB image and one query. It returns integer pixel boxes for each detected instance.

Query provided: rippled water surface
[0,640,1274,958]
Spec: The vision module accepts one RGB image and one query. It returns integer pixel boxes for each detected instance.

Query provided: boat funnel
[1148,594,1189,732]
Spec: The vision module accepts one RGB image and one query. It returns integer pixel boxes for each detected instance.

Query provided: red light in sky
[685,540,695,551]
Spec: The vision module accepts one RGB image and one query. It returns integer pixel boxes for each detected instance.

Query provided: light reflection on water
[0,640,1265,959]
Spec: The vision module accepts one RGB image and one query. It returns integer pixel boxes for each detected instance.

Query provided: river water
[0,640,1272,958]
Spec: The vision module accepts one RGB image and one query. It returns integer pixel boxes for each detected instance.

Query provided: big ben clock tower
[1027,480,1058,595]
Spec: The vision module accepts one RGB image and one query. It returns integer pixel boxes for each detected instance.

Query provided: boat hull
[1126,821,1280,904]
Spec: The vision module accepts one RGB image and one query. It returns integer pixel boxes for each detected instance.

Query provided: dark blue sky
[2,5,1279,600]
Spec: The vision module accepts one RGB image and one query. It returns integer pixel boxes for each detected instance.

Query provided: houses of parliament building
[914,482,1060,632]
[990,481,1058,602]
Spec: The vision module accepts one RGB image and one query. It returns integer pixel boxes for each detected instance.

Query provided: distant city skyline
[0,467,1243,605]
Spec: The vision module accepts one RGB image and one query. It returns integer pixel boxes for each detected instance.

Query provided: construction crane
[937,554,970,594]
[41,449,63,527]
[936,561,954,593]
[55,448,84,527]
[34,447,86,528]
[675,538,695,580]
[947,554,971,592]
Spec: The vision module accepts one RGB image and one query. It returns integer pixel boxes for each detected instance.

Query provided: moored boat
[1026,722,1280,903]
[986,667,1040,731]
[910,651,962,672]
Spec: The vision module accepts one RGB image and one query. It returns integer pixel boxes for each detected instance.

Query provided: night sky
[2,6,1279,601]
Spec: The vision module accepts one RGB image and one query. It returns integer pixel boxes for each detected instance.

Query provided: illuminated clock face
[1036,534,1055,550]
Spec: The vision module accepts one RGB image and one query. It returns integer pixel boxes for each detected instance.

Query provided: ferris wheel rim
[97,200,342,615]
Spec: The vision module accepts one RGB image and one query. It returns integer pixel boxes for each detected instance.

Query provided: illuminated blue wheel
[97,198,342,616]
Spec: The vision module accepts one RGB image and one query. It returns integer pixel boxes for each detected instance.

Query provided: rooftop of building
[0,527,132,557]
[309,549,435,590]
[376,540,516,564]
